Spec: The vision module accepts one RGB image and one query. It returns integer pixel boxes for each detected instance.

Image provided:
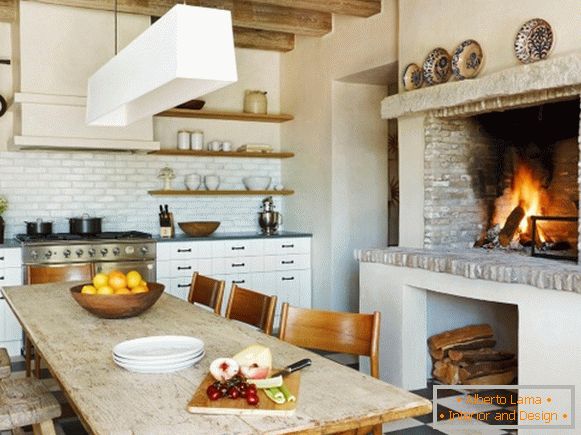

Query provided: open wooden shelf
[149,149,294,159]
[148,189,294,196]
[156,109,294,123]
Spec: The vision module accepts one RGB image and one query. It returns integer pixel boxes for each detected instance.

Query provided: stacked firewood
[428,324,517,385]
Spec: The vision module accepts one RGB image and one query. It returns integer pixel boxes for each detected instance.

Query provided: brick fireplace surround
[358,53,581,434]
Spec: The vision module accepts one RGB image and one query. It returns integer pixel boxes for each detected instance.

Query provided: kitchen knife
[271,358,312,377]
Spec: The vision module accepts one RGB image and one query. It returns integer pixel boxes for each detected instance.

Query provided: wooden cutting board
[187,372,300,416]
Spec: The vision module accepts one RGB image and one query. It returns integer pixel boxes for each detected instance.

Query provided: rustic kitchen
[0,0,579,434]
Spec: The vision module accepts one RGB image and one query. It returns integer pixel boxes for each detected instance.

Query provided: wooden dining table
[2,282,431,434]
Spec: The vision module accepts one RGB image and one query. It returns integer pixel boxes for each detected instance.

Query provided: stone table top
[356,247,581,294]
[2,282,431,434]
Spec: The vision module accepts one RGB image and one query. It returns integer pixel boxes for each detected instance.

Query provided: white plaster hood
[382,52,581,119]
[11,2,159,152]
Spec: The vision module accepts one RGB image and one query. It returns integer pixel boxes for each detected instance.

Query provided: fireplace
[424,97,581,263]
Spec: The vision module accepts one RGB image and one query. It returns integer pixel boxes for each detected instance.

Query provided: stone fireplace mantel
[356,247,581,293]
[381,52,581,119]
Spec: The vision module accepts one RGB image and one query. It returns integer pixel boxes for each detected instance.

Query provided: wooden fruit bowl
[178,221,220,237]
[70,283,165,319]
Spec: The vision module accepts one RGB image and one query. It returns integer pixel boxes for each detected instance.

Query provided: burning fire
[493,163,548,242]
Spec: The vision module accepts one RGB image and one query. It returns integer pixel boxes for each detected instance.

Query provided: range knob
[88,248,96,257]
[112,247,120,256]
[100,248,108,256]
[44,251,53,259]
[76,249,84,257]
[63,249,71,258]
[30,250,38,260]
[140,246,149,255]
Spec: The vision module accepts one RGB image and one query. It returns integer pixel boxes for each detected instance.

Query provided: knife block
[160,212,175,238]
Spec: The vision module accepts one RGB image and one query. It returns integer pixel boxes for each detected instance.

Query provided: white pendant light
[86,4,238,127]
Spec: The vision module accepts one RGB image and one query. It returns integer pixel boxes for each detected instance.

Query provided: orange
[126,271,143,289]
[132,285,149,294]
[108,271,127,290]
[96,285,114,295]
[92,273,109,289]
[114,288,131,295]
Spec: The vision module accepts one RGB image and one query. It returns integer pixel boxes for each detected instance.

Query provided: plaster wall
[397,0,581,247]
[281,0,398,310]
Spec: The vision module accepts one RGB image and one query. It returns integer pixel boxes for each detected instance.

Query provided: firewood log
[465,369,516,385]
[433,359,460,385]
[499,204,525,246]
[445,339,497,352]
[459,358,517,382]
[448,348,515,363]
[428,324,494,352]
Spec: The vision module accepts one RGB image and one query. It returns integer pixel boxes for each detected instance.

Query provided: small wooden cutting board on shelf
[187,372,300,416]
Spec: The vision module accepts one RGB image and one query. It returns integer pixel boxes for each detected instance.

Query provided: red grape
[206,385,222,401]
[246,393,259,405]
[227,386,240,399]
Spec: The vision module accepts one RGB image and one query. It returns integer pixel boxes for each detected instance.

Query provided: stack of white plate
[113,336,205,374]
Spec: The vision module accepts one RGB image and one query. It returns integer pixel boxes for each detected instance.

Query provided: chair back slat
[225,284,277,334]
[279,303,380,378]
[188,272,225,314]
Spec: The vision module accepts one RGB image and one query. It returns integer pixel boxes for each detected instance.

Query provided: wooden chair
[0,348,61,434]
[225,284,277,335]
[25,264,94,378]
[279,303,381,435]
[187,272,225,315]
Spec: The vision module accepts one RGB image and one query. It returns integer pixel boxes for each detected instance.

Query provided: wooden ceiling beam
[245,0,381,18]
[28,0,332,36]
[233,27,294,52]
[0,0,17,22]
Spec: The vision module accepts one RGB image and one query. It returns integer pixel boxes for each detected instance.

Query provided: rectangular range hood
[86,5,238,127]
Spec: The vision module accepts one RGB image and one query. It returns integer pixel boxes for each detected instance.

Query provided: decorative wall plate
[451,39,483,80]
[423,48,451,86]
[402,63,423,91]
[514,18,554,64]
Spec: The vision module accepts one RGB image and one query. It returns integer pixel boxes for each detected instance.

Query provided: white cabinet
[0,248,23,356]
[156,237,312,330]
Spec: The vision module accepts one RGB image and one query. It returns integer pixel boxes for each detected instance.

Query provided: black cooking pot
[69,215,102,235]
[25,219,53,236]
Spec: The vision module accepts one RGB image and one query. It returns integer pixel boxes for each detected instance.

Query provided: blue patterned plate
[514,18,554,64]
[423,48,451,86]
[402,63,423,91]
[452,39,483,80]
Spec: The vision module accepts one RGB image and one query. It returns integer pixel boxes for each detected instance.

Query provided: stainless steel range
[17,231,157,281]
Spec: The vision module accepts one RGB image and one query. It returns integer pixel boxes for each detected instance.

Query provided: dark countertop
[154,231,312,243]
[0,239,21,248]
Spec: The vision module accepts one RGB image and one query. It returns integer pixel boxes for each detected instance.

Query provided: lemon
[126,271,143,289]
[93,273,109,289]
[131,285,149,294]
[81,285,97,295]
[248,375,283,389]
[96,285,114,295]
[114,288,131,295]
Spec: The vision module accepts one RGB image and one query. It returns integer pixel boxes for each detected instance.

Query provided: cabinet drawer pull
[177,248,192,253]
[231,263,245,268]
[281,277,295,281]
[177,266,192,271]
[232,280,246,284]
[281,260,294,265]
[177,284,191,288]
[231,246,245,251]
[0,276,4,280]
[0,257,4,261]
[281,244,294,248]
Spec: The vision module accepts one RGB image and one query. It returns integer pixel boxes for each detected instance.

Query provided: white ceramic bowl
[204,175,220,191]
[185,174,201,190]
[243,176,271,191]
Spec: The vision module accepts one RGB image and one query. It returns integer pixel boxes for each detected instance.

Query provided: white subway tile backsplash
[0,150,284,238]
